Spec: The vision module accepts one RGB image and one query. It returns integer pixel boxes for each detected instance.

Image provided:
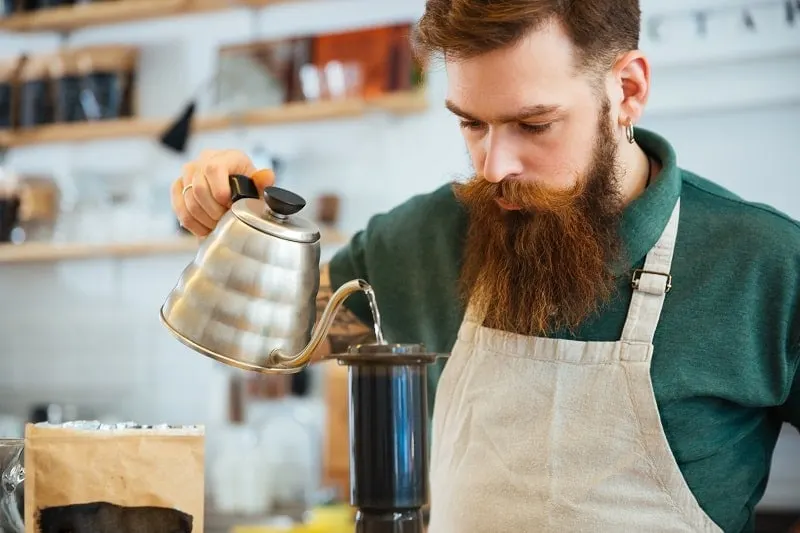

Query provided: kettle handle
[229,174,261,203]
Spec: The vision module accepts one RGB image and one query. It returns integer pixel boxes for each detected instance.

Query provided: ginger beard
[454,99,625,336]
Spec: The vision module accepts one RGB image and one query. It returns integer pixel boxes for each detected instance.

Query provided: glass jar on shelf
[0,438,24,533]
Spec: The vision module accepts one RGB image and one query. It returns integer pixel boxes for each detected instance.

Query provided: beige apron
[428,200,723,533]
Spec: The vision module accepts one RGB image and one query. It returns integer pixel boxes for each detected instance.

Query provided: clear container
[0,439,24,533]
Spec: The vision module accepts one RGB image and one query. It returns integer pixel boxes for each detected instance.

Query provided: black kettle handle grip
[229,174,260,203]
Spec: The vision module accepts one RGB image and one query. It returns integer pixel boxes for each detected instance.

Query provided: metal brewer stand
[331,343,442,533]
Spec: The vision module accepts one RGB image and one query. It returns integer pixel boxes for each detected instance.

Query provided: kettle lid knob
[265,186,306,217]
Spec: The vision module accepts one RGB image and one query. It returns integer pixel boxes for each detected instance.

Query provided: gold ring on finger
[182,184,194,196]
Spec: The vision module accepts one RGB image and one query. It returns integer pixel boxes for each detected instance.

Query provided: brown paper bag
[24,422,205,533]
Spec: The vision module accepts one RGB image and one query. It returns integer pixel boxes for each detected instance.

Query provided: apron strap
[620,199,680,345]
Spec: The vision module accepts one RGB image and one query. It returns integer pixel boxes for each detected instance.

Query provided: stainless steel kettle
[159,175,378,374]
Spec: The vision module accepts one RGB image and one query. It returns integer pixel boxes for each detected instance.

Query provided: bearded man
[172,1,800,531]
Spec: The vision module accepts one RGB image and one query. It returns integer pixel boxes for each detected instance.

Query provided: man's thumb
[251,168,276,195]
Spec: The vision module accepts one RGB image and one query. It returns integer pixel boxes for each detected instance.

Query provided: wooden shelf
[0,236,199,264]
[0,227,349,264]
[0,0,292,33]
[0,129,12,148]
[4,116,165,147]
[2,90,428,147]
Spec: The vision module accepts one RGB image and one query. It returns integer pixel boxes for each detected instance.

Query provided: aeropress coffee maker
[160,176,443,533]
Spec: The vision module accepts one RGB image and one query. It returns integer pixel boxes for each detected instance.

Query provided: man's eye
[520,123,552,134]
[459,120,485,131]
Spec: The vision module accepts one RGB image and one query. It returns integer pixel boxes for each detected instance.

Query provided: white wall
[0,0,798,509]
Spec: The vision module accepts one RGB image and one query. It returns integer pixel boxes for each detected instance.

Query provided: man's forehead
[443,26,581,121]
[444,22,577,83]
[444,66,574,124]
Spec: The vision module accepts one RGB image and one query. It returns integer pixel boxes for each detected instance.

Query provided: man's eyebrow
[445,100,562,122]
[445,100,478,120]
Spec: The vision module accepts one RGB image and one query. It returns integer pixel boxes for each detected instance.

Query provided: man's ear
[612,50,651,127]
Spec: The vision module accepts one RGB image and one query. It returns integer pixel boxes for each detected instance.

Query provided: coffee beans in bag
[24,421,204,533]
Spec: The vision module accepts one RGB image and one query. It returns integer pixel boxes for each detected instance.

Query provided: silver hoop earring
[625,122,635,144]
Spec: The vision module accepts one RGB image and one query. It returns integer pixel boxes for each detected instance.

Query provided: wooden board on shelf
[322,361,352,499]
[0,0,292,33]
[7,116,165,146]
[4,90,428,148]
[0,226,349,264]
[0,236,200,264]
[0,129,12,148]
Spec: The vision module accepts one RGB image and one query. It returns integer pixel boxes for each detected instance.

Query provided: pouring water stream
[364,286,386,345]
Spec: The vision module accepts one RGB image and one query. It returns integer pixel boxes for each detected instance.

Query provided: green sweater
[328,128,800,533]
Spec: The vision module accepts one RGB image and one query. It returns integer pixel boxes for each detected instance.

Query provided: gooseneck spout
[267,279,380,369]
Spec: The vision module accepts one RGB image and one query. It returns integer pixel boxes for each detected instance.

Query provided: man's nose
[482,130,523,183]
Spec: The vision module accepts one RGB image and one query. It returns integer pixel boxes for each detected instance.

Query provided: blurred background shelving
[0,0,299,33]
[1,89,427,147]
[0,225,348,263]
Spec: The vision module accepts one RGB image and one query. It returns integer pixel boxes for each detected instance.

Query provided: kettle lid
[232,185,320,243]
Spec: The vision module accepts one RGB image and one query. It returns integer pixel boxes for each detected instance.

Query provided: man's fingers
[180,171,216,230]
[191,166,228,221]
[169,150,262,236]
[205,150,258,206]
[171,178,211,236]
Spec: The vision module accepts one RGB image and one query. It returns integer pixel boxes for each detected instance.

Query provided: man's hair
[413,0,641,76]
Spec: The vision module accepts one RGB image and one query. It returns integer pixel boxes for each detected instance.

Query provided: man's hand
[169,152,374,405]
[171,149,275,236]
